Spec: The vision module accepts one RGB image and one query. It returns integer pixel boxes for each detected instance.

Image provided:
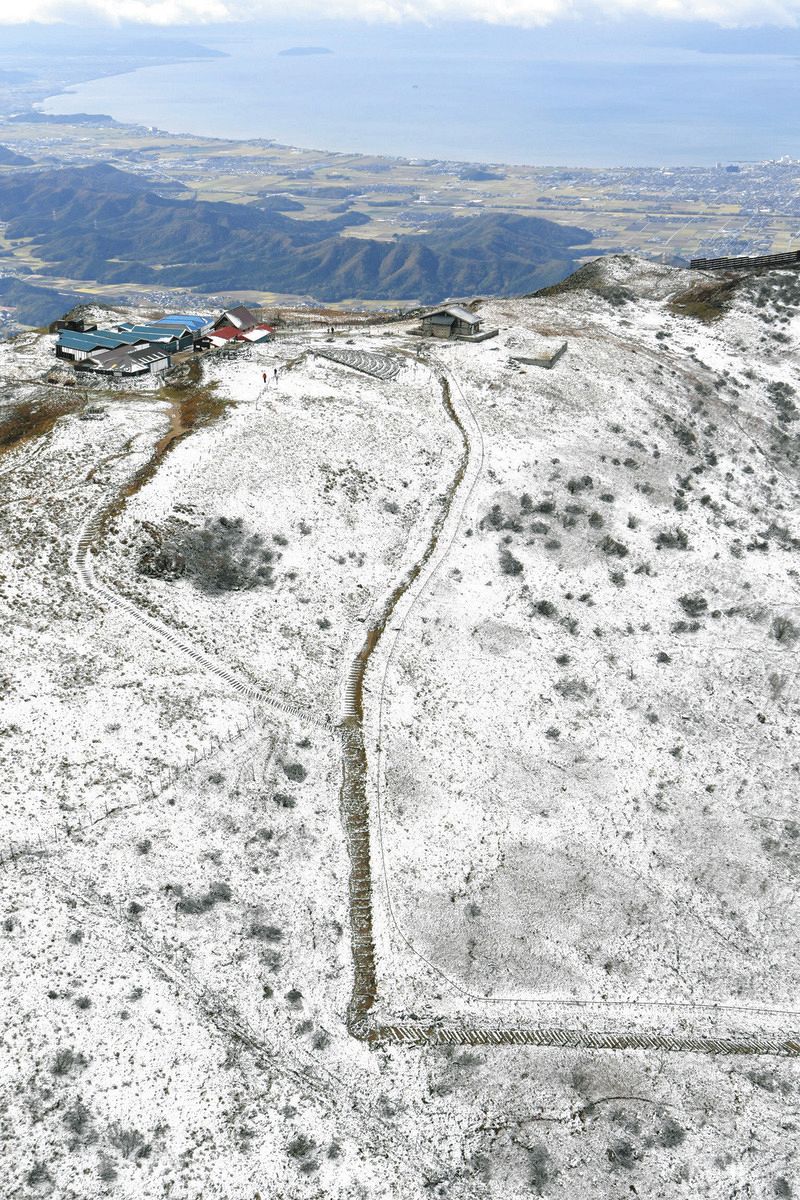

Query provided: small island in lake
[277,46,334,57]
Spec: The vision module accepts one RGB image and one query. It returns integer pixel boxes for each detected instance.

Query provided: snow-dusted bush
[138,516,278,594]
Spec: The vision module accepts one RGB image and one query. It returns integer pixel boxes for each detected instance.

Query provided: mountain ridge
[0,143,33,166]
[0,163,592,304]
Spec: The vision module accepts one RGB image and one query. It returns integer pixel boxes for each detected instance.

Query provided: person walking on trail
[273,367,278,383]
[262,371,267,384]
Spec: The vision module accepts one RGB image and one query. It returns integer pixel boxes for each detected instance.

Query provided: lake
[40,21,800,168]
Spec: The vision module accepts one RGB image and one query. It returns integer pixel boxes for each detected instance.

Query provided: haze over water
[41,21,800,167]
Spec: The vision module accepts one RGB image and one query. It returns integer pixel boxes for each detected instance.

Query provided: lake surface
[40,21,800,167]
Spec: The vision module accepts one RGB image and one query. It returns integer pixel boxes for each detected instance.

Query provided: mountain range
[0,163,592,304]
[0,275,78,328]
[0,144,33,166]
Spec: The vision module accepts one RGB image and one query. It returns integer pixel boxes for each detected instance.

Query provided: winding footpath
[336,359,482,1032]
[335,354,800,1058]
[65,349,798,1057]
[72,402,332,733]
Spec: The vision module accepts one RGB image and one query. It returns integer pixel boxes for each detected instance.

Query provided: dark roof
[128,346,170,363]
[86,346,147,371]
[86,344,170,371]
[217,305,258,330]
[424,305,480,325]
[52,319,96,333]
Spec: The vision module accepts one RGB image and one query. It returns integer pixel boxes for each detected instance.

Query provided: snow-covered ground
[371,275,800,1042]
[0,261,798,1197]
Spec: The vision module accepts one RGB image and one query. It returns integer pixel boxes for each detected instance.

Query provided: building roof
[209,326,244,341]
[86,344,170,372]
[424,305,480,325]
[58,329,149,352]
[85,347,124,367]
[86,347,147,371]
[124,324,184,342]
[217,305,259,330]
[57,330,103,351]
[128,347,170,365]
[115,321,185,339]
[153,314,210,332]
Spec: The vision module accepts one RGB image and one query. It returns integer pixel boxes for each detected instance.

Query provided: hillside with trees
[0,163,592,303]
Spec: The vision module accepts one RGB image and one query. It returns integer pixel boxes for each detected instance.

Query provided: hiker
[262,371,267,384]
[273,367,278,383]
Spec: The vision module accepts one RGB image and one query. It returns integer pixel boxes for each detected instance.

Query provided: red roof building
[210,325,244,342]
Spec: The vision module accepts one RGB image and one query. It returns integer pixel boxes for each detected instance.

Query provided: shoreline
[33,40,781,172]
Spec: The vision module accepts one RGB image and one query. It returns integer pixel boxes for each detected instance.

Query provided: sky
[2,0,800,25]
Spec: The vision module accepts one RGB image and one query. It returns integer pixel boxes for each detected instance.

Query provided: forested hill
[0,276,79,328]
[0,164,592,302]
[0,144,33,165]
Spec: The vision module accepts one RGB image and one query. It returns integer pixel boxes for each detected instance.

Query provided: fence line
[691,249,800,272]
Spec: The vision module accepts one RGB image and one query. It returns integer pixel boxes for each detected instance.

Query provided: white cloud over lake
[1,0,800,23]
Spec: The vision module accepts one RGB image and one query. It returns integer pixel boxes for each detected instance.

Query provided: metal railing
[690,249,800,271]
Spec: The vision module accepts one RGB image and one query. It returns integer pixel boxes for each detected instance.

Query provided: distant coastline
[35,24,799,167]
[278,46,333,57]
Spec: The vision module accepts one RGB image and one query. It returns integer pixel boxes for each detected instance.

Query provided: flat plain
[2,113,800,316]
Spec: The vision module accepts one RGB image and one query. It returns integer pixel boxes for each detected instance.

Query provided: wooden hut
[420,305,483,340]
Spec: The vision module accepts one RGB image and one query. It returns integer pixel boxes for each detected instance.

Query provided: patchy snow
[1,264,799,1197]
[371,288,800,1036]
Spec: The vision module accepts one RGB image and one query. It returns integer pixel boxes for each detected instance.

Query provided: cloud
[1,0,799,23]
[0,0,230,21]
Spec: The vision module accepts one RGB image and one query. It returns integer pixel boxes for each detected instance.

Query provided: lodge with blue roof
[56,329,152,358]
[154,314,212,333]
[54,310,224,377]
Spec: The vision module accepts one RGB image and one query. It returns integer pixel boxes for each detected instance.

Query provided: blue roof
[118,319,201,334]
[57,330,99,350]
[124,325,184,341]
[58,317,206,355]
[118,322,176,334]
[57,329,148,351]
[115,332,152,345]
[153,314,210,331]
